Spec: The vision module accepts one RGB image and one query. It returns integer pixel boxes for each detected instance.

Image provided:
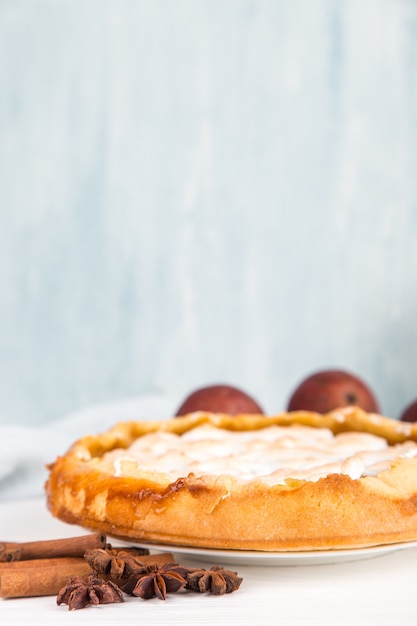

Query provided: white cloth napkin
[0,394,178,501]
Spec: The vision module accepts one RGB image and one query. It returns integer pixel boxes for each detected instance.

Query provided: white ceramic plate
[113,539,417,567]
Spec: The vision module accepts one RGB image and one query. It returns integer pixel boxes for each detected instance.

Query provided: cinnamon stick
[0,559,92,598]
[105,550,175,567]
[0,553,175,597]
[125,552,175,567]
[0,557,89,571]
[0,546,21,562]
[0,533,106,562]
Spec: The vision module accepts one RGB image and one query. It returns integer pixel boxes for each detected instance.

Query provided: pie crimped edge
[46,407,417,552]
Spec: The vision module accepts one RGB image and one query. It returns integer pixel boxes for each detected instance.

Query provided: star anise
[121,563,191,600]
[84,548,151,578]
[57,573,124,610]
[186,565,243,595]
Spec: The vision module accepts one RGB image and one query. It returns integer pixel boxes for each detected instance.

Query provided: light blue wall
[1,0,417,425]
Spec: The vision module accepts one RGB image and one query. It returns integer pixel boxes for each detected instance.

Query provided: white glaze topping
[101,424,417,485]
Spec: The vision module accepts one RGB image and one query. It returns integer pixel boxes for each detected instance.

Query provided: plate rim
[111,537,417,565]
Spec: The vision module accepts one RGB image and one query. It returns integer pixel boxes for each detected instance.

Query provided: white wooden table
[1,497,416,625]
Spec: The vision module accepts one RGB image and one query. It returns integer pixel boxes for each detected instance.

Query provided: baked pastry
[46,407,417,551]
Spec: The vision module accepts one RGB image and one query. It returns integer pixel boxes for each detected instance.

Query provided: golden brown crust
[46,408,417,551]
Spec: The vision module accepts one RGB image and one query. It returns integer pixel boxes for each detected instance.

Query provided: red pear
[176,384,264,416]
[287,369,380,414]
[400,399,417,422]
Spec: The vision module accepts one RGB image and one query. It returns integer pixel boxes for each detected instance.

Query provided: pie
[46,407,417,551]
